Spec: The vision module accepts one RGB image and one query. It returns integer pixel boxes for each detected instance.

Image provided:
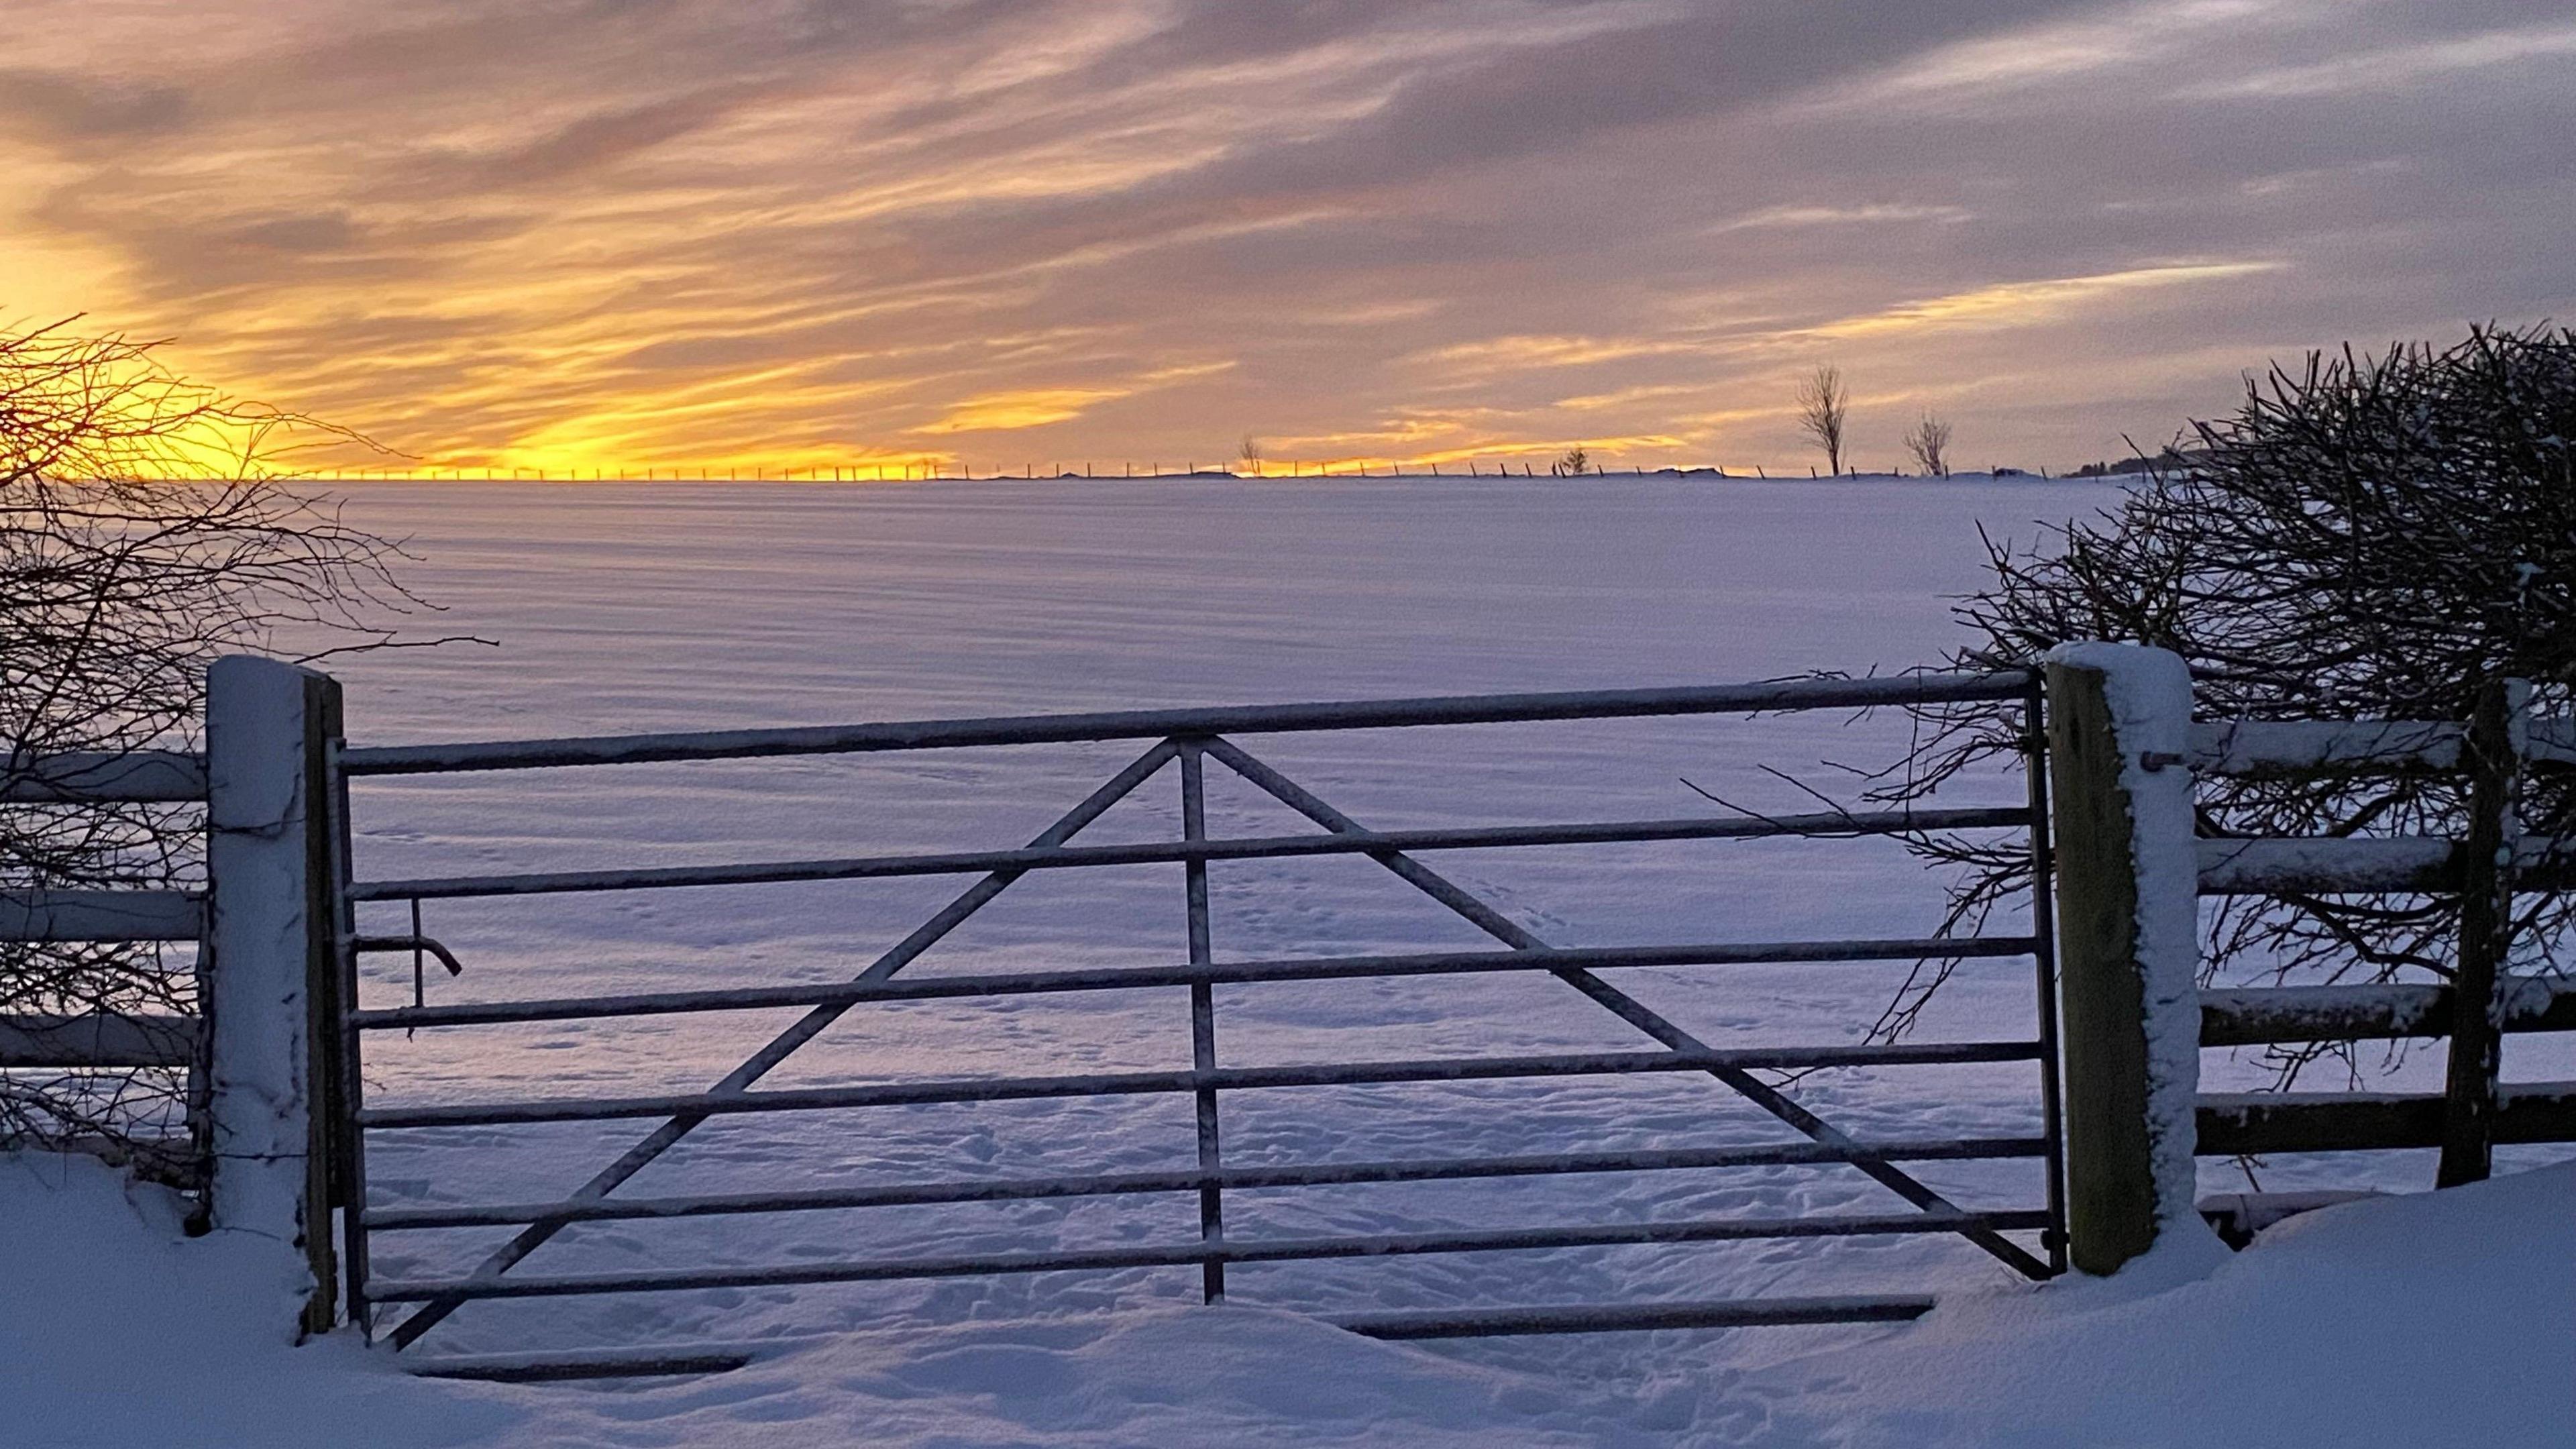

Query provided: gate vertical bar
[330,737,374,1336]
[2022,676,2069,1273]
[299,671,348,1338]
[1179,739,1225,1302]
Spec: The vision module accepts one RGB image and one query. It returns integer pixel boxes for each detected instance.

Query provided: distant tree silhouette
[1904,413,1953,477]
[1795,365,1849,476]
[1550,447,1591,477]
[1237,435,1263,476]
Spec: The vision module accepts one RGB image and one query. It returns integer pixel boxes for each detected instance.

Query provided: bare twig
[2,315,420,1167]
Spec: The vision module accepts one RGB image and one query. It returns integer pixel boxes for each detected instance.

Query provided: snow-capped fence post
[2043,643,2203,1275]
[203,655,347,1339]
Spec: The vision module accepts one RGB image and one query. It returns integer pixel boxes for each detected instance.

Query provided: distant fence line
[287,461,2056,484]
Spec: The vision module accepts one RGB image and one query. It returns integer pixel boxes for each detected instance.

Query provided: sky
[5,0,2574,476]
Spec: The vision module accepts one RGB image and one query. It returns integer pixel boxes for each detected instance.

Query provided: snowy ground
[17,473,2571,1442]
[10,1149,2570,1446]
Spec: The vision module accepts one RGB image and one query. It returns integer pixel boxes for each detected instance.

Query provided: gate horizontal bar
[0,889,203,943]
[351,936,2041,1032]
[406,1342,782,1382]
[364,1208,2054,1302]
[358,1040,2045,1130]
[401,1291,1945,1375]
[348,806,2029,902]
[1332,1293,1938,1339]
[399,1292,1944,1375]
[366,1135,2051,1230]
[339,673,2035,776]
[1,749,207,804]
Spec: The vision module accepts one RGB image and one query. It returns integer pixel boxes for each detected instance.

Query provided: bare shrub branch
[2,315,421,1170]
[1878,323,2576,1085]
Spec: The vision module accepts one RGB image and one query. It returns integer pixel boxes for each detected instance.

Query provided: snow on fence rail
[0,747,209,1067]
[0,1010,199,1069]
[0,755,207,1138]
[2181,696,2576,1173]
[335,672,2033,774]
[2199,975,2576,1046]
[2183,716,2576,775]
[2045,647,2576,1275]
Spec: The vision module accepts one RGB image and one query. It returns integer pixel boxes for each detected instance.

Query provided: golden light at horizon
[4,1,2568,478]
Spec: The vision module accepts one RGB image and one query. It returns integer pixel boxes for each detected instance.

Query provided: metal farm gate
[321,674,2067,1379]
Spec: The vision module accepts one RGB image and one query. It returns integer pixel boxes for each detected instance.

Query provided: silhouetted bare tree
[1550,447,1591,477]
[1904,413,1953,477]
[1794,365,1849,476]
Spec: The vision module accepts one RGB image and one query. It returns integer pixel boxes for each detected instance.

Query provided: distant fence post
[2044,643,2206,1275]
[203,656,346,1339]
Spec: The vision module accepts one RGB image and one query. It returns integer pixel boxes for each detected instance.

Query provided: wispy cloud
[0,0,2566,473]
[910,360,1233,433]
[1802,262,2284,339]
[2180,21,2576,98]
[1415,335,1713,374]
[914,388,1133,433]
[1713,203,1972,233]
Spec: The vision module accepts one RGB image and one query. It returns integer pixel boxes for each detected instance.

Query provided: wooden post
[2438,678,2525,1187]
[204,657,346,1339]
[2045,645,2206,1275]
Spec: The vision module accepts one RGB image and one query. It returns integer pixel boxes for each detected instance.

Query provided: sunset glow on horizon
[7,1,2573,476]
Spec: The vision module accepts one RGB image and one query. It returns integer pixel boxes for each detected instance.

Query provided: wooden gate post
[203,655,346,1338]
[2044,644,2207,1275]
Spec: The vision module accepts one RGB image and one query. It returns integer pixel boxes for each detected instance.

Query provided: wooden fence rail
[2200,977,2576,1045]
[2185,683,2574,1186]
[0,1011,200,1068]
[2052,646,2576,1275]
[0,749,209,804]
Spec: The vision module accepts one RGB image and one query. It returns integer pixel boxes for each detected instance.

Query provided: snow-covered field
[15,473,2571,1445]
[319,474,2092,1373]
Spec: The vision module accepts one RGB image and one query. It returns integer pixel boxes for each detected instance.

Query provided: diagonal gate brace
[1197,736,2052,1281]
[384,739,1184,1347]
